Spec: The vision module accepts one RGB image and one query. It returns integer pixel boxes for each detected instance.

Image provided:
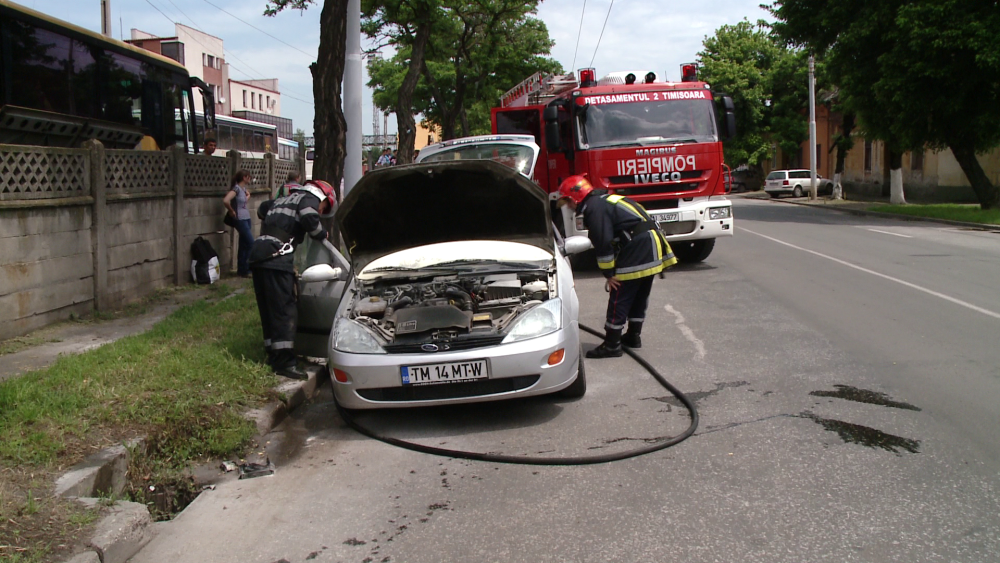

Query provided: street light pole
[343,0,363,197]
[808,54,817,200]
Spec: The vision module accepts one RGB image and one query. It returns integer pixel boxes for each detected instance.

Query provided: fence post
[84,139,108,312]
[171,146,186,285]
[226,150,241,273]
[265,152,276,198]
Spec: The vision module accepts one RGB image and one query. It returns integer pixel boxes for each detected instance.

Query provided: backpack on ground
[190,236,220,284]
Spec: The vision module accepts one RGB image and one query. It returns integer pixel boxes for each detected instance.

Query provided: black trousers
[251,268,297,370]
[605,275,654,332]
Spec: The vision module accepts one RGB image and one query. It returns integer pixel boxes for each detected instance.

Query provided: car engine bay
[348,271,556,348]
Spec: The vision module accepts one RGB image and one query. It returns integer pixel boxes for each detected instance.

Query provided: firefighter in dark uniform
[557,175,677,358]
[250,180,338,379]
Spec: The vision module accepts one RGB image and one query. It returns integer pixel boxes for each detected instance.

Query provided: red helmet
[303,180,338,217]
[557,175,594,204]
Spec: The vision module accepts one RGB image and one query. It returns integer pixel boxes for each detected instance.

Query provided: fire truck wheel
[672,239,716,263]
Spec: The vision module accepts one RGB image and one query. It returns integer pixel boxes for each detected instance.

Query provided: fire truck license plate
[652,212,679,223]
[401,360,489,385]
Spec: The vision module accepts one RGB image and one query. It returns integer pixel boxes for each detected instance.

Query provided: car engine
[348,272,555,349]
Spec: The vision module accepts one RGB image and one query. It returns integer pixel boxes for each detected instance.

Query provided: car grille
[659,220,697,235]
[356,375,540,402]
[383,336,506,354]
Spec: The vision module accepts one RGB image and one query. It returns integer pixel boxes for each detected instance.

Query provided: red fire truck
[491,65,736,263]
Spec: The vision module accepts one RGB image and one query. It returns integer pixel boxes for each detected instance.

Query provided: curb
[752,193,1000,232]
[57,367,326,563]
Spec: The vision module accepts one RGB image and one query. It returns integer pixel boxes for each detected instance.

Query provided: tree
[697,20,782,175]
[362,0,439,164]
[365,0,560,143]
[265,0,348,194]
[770,0,1000,208]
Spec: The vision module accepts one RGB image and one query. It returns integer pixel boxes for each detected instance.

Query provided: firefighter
[249,180,338,379]
[557,175,677,358]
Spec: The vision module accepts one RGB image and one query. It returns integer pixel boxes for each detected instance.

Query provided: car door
[293,234,350,358]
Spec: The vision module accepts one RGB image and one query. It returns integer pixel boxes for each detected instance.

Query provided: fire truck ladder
[500,72,579,108]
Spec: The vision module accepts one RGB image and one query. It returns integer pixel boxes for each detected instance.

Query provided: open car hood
[336,160,554,272]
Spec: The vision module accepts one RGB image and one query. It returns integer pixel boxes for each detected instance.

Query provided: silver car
[764,169,834,198]
[294,159,591,410]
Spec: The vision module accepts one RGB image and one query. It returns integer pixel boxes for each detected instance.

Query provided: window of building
[251,91,255,109]
[911,149,923,171]
[206,54,215,69]
[259,94,263,111]
[243,90,247,108]
[266,95,270,110]
[864,140,873,172]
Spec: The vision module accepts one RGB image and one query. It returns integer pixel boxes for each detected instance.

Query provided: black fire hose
[334,323,698,465]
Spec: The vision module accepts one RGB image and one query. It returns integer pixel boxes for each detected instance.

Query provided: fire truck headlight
[709,207,731,220]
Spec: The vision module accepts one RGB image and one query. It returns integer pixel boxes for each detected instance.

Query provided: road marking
[867,228,912,238]
[664,304,706,359]
[741,226,1000,321]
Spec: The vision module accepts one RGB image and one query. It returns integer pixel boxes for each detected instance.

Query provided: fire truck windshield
[576,98,718,149]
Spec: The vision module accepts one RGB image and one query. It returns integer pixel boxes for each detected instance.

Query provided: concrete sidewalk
[735,191,1000,232]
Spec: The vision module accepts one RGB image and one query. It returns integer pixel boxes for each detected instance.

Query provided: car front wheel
[557,350,587,398]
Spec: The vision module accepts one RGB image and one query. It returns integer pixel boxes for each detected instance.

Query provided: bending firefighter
[557,175,677,358]
[250,180,338,379]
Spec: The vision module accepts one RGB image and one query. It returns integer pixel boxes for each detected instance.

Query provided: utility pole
[101,0,112,37]
[343,0,363,197]
[808,54,817,200]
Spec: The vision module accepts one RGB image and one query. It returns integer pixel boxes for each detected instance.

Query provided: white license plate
[401,359,489,385]
[652,212,679,223]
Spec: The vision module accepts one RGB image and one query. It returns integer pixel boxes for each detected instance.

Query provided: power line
[200,0,313,58]
[570,0,587,71]
[590,0,615,67]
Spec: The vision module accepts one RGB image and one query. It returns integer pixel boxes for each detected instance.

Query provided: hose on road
[335,323,698,465]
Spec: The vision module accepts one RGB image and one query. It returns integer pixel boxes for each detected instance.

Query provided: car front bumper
[330,322,581,409]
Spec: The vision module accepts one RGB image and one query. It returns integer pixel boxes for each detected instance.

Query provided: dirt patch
[0,467,103,562]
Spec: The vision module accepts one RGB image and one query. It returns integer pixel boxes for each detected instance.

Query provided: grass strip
[0,287,275,560]
[867,203,1000,225]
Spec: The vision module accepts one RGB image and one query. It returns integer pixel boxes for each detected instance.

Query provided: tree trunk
[395,23,432,164]
[311,0,348,200]
[832,113,854,200]
[889,149,906,205]
[949,142,1000,210]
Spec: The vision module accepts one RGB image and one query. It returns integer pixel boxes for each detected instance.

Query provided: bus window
[105,52,145,127]
[9,24,73,114]
[218,125,232,151]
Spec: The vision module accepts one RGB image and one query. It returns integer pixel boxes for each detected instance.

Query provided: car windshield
[766,171,785,180]
[360,240,552,280]
[418,144,536,176]
[576,96,717,149]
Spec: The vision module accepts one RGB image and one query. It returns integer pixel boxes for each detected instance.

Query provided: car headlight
[502,298,562,344]
[333,317,386,354]
[709,207,731,220]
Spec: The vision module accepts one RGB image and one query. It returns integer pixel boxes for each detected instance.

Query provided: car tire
[793,186,803,198]
[672,238,716,263]
[557,350,587,398]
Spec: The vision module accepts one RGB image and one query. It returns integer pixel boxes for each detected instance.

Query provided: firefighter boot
[275,364,309,380]
[587,328,624,358]
[622,322,643,349]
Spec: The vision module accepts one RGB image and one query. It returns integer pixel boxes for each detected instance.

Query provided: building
[127,24,294,157]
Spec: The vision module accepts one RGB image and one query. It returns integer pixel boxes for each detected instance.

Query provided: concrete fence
[0,142,299,341]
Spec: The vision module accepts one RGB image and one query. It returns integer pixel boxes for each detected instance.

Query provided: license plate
[401,360,489,385]
[652,212,679,223]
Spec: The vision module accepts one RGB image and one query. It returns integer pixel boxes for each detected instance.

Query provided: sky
[41,0,772,137]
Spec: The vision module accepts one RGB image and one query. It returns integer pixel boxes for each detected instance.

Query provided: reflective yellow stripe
[605,194,646,220]
[598,259,616,270]
[617,264,665,280]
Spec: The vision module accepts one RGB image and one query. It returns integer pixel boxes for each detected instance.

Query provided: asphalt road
[131,197,1000,563]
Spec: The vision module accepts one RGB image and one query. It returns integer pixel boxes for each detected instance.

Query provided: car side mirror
[563,236,593,255]
[300,264,343,283]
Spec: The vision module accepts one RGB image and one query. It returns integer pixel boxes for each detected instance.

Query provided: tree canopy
[365,0,560,143]
[769,0,1000,208]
